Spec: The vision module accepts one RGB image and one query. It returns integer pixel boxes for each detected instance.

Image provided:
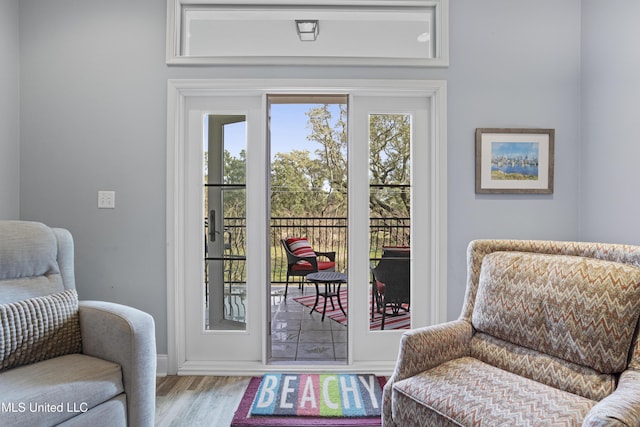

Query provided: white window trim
[166,78,447,375]
[166,0,449,66]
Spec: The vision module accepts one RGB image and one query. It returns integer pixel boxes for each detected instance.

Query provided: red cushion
[291,260,335,272]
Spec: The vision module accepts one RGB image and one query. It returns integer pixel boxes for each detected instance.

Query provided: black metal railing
[271,217,349,283]
[207,216,410,284]
[368,217,411,260]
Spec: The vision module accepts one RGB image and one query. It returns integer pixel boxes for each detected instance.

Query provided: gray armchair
[0,220,156,427]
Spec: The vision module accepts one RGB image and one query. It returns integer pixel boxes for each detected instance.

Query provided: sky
[216,103,342,160]
[270,104,318,160]
[491,142,539,159]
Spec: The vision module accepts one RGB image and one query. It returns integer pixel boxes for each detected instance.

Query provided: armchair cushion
[473,251,640,374]
[470,332,616,401]
[290,260,335,272]
[0,221,67,304]
[392,357,596,427]
[0,289,81,372]
[0,353,125,426]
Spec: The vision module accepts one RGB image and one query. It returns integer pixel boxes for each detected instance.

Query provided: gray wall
[0,0,20,219]
[446,0,582,313]
[581,0,640,245]
[19,0,170,351]
[14,0,607,355]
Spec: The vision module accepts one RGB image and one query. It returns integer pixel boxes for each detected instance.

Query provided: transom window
[166,0,449,66]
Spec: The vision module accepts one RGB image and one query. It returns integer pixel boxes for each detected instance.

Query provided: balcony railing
[207,217,410,284]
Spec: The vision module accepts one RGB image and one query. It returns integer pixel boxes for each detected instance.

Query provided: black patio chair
[370,256,410,330]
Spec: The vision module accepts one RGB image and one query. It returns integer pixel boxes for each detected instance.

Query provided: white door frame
[166,79,447,375]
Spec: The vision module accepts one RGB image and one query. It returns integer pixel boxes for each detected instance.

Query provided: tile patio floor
[269,283,347,364]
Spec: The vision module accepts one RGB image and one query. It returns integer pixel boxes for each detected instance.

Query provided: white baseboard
[155,354,395,377]
[175,360,395,377]
[156,354,169,376]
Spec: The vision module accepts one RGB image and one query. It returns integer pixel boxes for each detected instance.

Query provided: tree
[305,104,348,217]
[270,149,328,217]
[368,114,411,218]
[223,149,246,218]
[220,105,411,220]
[204,149,247,219]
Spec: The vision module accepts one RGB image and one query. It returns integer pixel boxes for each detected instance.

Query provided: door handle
[209,209,216,242]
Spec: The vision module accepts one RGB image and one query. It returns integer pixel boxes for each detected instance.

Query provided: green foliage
[271,149,329,216]
[369,114,411,218]
[305,104,348,217]
[223,149,246,218]
[221,105,410,220]
[224,149,246,185]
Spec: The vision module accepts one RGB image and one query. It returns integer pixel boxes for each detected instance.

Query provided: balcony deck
[270,284,347,364]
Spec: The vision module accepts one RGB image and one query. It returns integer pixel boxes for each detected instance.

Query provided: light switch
[98,190,115,209]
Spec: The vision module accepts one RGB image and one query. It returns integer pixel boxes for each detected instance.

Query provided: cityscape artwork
[490,142,539,181]
[476,128,554,194]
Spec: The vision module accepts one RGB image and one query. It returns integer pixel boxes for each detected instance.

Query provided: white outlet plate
[98,190,115,209]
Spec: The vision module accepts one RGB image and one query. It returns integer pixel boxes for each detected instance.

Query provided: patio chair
[371,246,410,321]
[281,238,336,298]
[370,256,410,329]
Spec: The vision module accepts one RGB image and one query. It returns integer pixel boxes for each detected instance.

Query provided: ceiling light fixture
[296,20,319,41]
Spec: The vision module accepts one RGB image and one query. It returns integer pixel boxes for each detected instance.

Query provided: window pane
[204,115,247,330]
[369,114,411,331]
[180,5,434,62]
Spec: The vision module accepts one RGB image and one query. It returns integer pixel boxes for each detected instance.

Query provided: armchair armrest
[583,369,640,426]
[314,251,336,262]
[383,320,473,427]
[389,319,473,383]
[296,255,319,270]
[79,301,156,427]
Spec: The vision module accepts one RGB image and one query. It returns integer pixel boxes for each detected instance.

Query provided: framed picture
[475,128,554,194]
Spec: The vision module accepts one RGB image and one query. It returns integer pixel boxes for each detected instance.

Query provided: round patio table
[305,271,347,321]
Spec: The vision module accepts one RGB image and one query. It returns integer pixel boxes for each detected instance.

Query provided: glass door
[349,95,430,363]
[181,94,265,367]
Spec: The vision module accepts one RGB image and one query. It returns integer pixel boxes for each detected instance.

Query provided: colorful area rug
[293,289,411,330]
[231,375,386,427]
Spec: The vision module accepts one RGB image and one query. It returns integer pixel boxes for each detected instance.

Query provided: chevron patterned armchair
[383,240,640,426]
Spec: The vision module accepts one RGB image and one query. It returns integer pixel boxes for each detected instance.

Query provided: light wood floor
[155,376,252,427]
